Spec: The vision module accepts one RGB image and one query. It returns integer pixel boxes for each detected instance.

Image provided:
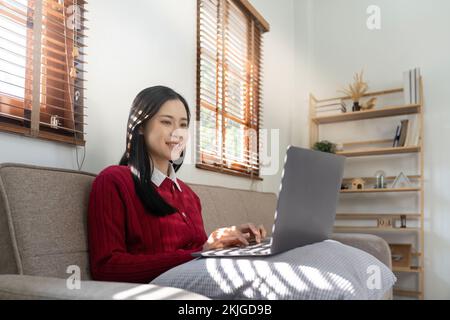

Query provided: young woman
[88,86,266,283]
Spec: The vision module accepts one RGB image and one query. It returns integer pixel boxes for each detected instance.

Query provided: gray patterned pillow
[151,240,396,300]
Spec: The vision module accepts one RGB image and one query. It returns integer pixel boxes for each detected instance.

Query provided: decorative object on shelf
[351,178,366,190]
[340,183,349,190]
[50,115,60,129]
[312,140,336,154]
[374,170,387,189]
[361,97,377,110]
[72,46,80,58]
[391,172,412,189]
[390,244,412,268]
[377,217,393,228]
[70,67,77,78]
[339,70,369,112]
[400,215,407,228]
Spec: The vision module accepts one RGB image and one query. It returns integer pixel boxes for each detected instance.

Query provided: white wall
[0,0,296,194]
[251,0,296,192]
[294,0,450,299]
[0,132,79,169]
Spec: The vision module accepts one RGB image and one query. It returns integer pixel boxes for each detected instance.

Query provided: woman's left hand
[237,223,267,244]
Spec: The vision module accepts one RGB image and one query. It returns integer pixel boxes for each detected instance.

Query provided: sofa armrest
[0,275,210,300]
[331,233,393,300]
[331,233,392,269]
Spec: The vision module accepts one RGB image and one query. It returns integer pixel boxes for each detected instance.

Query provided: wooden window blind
[196,0,269,180]
[0,0,87,146]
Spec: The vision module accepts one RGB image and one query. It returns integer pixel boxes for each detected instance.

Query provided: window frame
[195,0,269,180]
[0,0,86,146]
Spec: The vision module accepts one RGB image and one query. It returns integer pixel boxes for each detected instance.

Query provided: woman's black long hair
[119,86,190,216]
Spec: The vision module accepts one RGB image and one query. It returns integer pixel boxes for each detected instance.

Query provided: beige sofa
[0,163,392,299]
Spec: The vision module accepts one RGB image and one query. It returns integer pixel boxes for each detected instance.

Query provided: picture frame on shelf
[377,217,393,228]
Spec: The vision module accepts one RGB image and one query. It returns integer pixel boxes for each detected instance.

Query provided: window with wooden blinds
[0,0,87,146]
[196,0,269,180]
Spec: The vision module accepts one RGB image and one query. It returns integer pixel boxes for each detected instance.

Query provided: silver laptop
[192,146,345,257]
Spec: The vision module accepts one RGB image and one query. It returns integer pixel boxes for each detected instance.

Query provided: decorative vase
[375,170,387,189]
[352,101,361,112]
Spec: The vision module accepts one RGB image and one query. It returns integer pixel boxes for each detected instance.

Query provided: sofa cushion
[0,163,96,280]
[189,184,277,235]
[0,180,18,275]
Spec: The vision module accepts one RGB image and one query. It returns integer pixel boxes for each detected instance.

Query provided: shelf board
[342,175,421,182]
[312,104,421,124]
[336,146,420,157]
[393,266,422,273]
[340,188,420,194]
[333,227,420,233]
[394,289,422,298]
[336,213,421,220]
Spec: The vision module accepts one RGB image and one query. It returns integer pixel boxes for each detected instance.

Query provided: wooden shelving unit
[309,78,425,300]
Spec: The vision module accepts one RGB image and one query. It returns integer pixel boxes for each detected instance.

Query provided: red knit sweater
[87,165,208,283]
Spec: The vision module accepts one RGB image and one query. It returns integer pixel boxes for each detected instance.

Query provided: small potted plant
[339,70,369,112]
[313,140,337,154]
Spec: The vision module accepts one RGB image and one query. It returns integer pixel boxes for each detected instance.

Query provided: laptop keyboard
[201,239,272,256]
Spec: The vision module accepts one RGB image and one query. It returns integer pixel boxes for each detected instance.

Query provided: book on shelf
[393,119,410,147]
[398,119,409,147]
[405,115,420,147]
[392,117,421,148]
[393,125,401,147]
[403,67,421,105]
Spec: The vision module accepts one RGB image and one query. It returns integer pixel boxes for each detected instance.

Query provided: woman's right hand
[203,226,250,251]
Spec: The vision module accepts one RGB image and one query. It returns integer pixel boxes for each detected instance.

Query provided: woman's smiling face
[139,99,189,164]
